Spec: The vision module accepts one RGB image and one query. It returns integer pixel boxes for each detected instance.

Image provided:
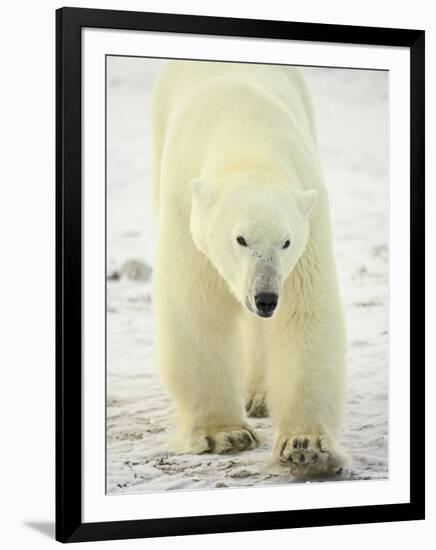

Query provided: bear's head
[190,177,317,318]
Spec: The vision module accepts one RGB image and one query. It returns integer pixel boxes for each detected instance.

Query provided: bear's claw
[202,426,259,454]
[245,392,268,418]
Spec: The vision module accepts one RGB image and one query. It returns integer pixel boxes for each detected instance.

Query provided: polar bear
[149,61,348,476]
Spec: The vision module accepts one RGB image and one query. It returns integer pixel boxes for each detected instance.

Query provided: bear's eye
[236,236,248,247]
[282,239,291,249]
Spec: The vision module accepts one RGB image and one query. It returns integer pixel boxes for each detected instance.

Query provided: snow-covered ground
[106,57,389,494]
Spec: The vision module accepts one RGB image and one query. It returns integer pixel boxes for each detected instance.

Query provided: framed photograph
[56,7,425,543]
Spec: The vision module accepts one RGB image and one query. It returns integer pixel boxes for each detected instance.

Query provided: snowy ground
[106,57,389,494]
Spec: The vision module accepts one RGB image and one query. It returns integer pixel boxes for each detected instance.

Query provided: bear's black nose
[255,293,278,317]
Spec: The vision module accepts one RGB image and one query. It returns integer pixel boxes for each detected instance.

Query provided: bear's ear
[191,178,213,208]
[296,189,317,217]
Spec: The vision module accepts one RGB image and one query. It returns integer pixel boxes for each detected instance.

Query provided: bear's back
[149,61,320,221]
[152,61,317,144]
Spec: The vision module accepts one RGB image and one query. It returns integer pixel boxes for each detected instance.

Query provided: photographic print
[106,57,389,494]
[56,8,424,542]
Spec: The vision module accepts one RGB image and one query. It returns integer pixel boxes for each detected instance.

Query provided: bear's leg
[155,290,258,455]
[243,317,269,417]
[267,299,349,477]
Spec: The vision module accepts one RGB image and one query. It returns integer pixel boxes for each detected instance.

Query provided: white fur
[150,61,348,475]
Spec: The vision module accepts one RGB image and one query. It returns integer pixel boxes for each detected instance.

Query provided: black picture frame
[56,6,425,543]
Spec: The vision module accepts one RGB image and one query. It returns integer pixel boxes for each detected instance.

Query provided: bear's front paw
[275,434,349,478]
[178,425,259,455]
[205,426,259,454]
[246,392,268,418]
